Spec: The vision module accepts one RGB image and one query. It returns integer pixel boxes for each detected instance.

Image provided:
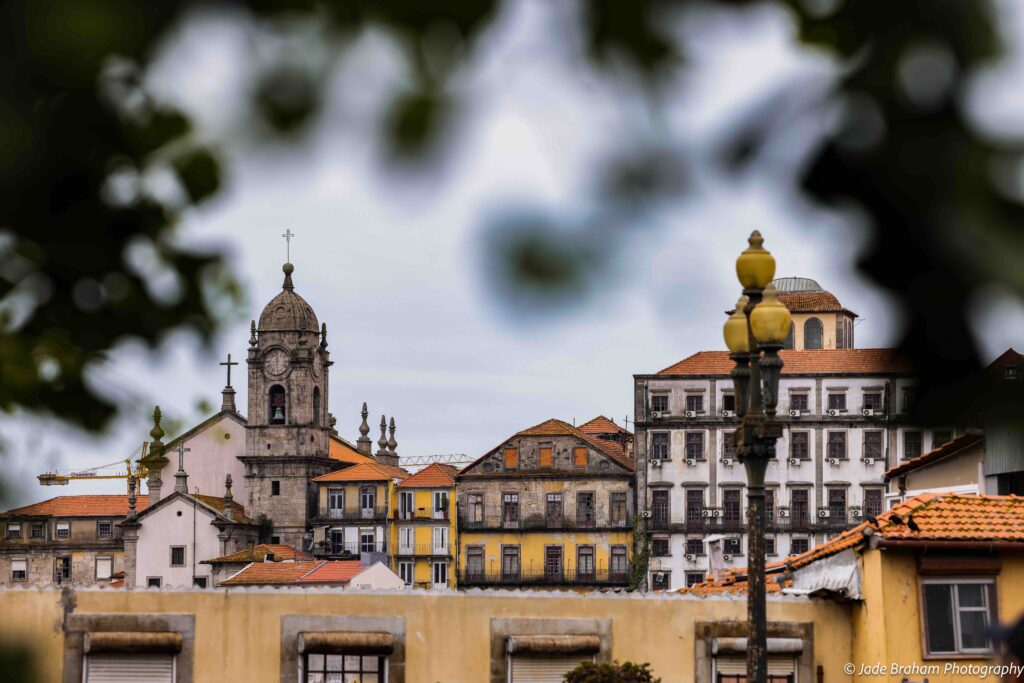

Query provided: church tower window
[269,385,286,424]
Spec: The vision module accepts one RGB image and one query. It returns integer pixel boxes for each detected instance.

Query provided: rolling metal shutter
[85,654,174,682]
[509,654,594,683]
[714,656,796,679]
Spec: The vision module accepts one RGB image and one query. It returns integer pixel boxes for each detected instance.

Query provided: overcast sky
[4,0,1024,506]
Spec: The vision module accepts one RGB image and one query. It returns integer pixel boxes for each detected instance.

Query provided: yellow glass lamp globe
[723,296,750,354]
[750,284,792,344]
[735,230,776,290]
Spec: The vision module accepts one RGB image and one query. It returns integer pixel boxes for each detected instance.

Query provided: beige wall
[1,587,851,683]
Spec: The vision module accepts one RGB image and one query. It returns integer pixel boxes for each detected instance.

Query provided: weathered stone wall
[0,548,124,585]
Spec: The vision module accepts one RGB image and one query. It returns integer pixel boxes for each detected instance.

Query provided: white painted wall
[348,562,406,589]
[152,416,247,501]
[135,496,223,588]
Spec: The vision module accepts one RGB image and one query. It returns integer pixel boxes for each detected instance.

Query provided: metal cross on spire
[220,353,239,387]
[282,228,295,262]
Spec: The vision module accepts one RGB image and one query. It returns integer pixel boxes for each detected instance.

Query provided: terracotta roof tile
[656,348,913,376]
[517,419,634,471]
[220,560,365,585]
[329,435,376,465]
[398,463,458,488]
[578,416,632,437]
[777,290,849,314]
[1,495,150,518]
[202,544,311,565]
[788,493,1024,570]
[313,462,409,483]
[192,494,254,524]
[884,432,984,479]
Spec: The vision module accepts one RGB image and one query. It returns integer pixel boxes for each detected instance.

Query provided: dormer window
[269,385,286,424]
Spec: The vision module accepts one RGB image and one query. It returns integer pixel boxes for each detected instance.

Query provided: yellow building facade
[310,462,408,560]
[393,463,458,588]
[456,419,635,590]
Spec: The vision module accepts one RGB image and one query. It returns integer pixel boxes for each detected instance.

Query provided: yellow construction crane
[37,442,150,495]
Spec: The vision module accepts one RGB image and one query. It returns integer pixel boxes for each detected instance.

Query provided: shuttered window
[539,447,553,468]
[509,654,594,683]
[573,447,588,467]
[714,656,796,682]
[504,448,519,469]
[85,654,174,682]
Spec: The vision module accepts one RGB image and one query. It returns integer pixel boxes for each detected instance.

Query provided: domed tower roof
[770,276,854,316]
[257,263,319,333]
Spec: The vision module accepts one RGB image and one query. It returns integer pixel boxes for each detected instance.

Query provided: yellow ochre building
[393,463,458,588]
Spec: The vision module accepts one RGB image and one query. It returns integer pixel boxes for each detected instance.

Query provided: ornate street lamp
[724,231,791,683]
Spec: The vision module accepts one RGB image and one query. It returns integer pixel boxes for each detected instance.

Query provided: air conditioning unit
[651,459,662,468]
[789,409,802,417]
[685,553,694,561]
[862,457,875,466]
[789,458,801,466]
[684,410,697,418]
[652,411,664,419]
[850,507,862,518]
[712,510,723,518]
[721,458,734,467]
[722,554,732,562]
[641,511,652,519]
[827,408,840,417]
[701,509,712,518]
[828,457,840,466]
[685,458,696,466]
[818,508,831,518]
[722,410,735,417]
[779,509,791,518]
[862,408,875,417]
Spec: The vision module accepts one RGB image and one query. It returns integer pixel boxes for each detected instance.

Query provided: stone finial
[377,416,388,455]
[357,402,372,455]
[223,474,234,521]
[249,320,258,347]
[173,442,190,494]
[149,406,165,453]
[387,417,398,457]
[127,475,137,520]
[320,322,328,349]
[282,262,295,290]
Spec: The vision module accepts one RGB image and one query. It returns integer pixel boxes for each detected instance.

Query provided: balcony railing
[395,509,449,521]
[318,506,390,522]
[458,567,630,587]
[396,543,452,557]
[646,508,867,533]
[313,541,388,557]
[458,512,633,532]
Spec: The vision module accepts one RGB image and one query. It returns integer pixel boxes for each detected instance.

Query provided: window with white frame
[96,520,112,538]
[6,522,21,539]
[432,526,448,554]
[95,556,113,580]
[922,579,995,655]
[11,558,27,581]
[398,561,414,585]
[328,488,345,518]
[398,490,413,520]
[359,530,376,553]
[433,491,448,519]
[650,393,669,413]
[398,527,413,555]
[432,561,449,588]
[304,653,385,682]
[55,521,70,539]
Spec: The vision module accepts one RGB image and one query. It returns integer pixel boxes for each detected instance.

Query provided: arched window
[312,387,321,426]
[269,385,286,424]
[804,317,823,350]
[784,323,795,350]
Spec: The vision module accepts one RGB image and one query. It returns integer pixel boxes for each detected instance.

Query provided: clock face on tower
[264,348,290,377]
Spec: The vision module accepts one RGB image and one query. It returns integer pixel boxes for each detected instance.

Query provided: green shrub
[564,660,661,683]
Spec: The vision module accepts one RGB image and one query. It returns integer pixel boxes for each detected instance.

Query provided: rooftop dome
[771,277,823,293]
[257,263,319,333]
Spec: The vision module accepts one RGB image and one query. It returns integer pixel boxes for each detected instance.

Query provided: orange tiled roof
[220,560,365,585]
[202,544,311,565]
[398,463,458,488]
[677,575,791,596]
[313,462,409,483]
[298,560,365,583]
[787,493,1024,571]
[1,495,150,518]
[884,432,984,479]
[656,348,913,376]
[777,290,848,314]
[517,419,634,470]
[578,416,632,437]
[329,435,376,465]
[193,494,254,525]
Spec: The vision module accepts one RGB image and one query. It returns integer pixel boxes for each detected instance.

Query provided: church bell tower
[241,262,334,548]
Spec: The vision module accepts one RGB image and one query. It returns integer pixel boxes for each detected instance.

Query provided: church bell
[273,407,284,421]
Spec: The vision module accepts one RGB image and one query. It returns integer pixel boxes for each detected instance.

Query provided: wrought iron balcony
[646,508,867,533]
[312,540,388,557]
[317,506,390,522]
[395,509,449,522]
[458,511,633,532]
[395,543,452,557]
[458,567,630,587]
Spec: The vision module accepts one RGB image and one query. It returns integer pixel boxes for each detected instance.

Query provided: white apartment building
[634,278,957,591]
